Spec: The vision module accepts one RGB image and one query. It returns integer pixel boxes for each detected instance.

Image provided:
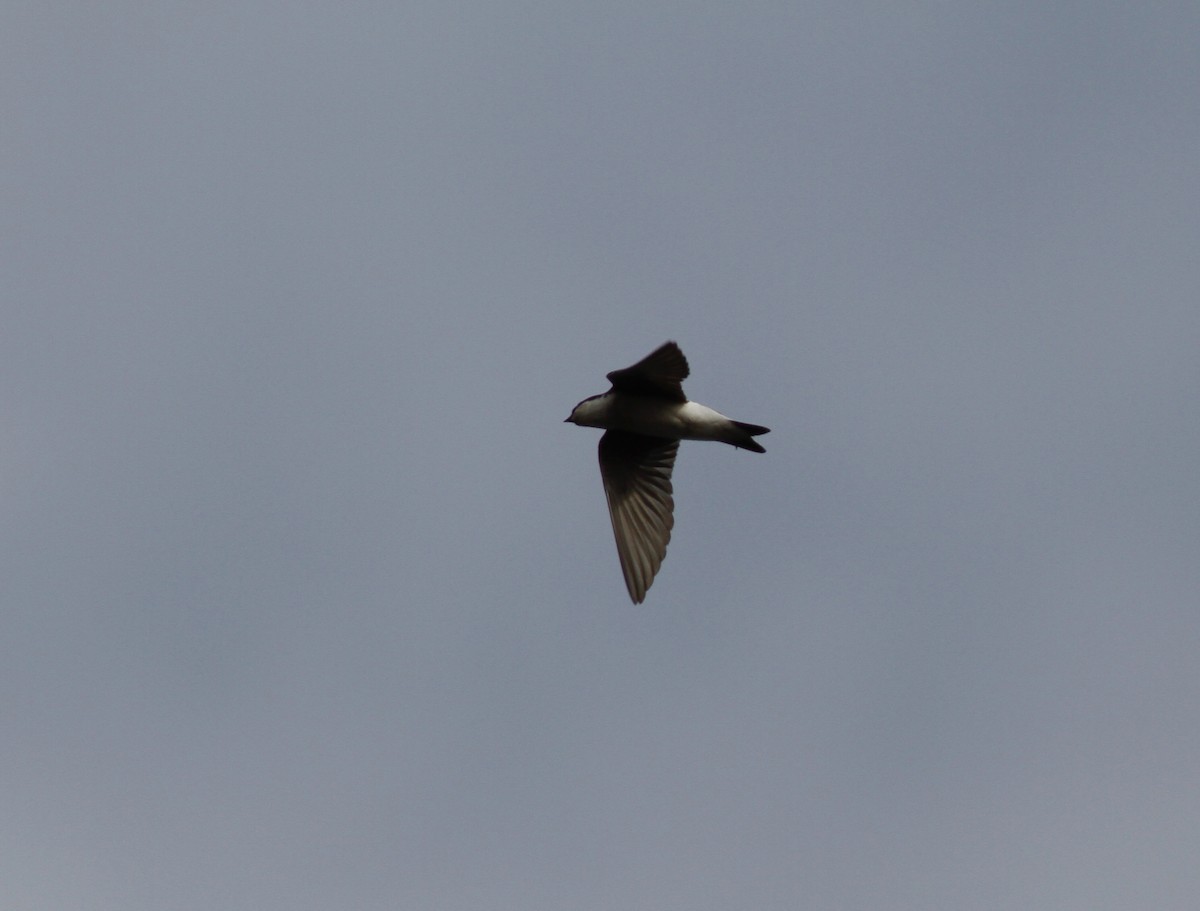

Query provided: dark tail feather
[731,420,770,453]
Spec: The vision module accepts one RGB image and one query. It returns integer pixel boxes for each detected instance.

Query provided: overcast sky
[4,3,1199,909]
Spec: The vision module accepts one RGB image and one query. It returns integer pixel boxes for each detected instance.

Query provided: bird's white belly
[675,401,732,440]
[610,399,729,440]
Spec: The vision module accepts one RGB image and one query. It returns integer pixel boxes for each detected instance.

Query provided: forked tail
[730,420,770,453]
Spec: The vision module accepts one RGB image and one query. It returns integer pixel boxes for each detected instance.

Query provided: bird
[565,341,769,602]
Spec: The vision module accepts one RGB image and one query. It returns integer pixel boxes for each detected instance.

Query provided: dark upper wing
[605,341,689,402]
[598,430,678,603]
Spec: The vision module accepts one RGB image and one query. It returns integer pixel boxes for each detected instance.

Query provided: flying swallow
[566,341,769,602]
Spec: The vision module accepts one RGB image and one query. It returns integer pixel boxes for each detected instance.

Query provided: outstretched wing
[605,341,689,402]
[599,430,678,603]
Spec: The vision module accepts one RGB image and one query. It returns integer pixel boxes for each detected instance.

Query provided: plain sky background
[4,3,1199,909]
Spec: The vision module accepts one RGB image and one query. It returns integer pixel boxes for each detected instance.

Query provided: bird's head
[564,394,608,428]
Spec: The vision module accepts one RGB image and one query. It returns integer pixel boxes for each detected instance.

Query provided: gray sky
[4,3,1199,908]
